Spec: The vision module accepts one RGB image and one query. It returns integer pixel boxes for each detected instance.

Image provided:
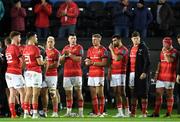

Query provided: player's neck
[11,41,18,46]
[28,41,35,45]
[69,44,76,47]
[94,44,101,48]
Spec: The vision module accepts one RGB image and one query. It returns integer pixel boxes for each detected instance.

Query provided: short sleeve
[77,45,84,57]
[35,47,41,58]
[102,48,108,58]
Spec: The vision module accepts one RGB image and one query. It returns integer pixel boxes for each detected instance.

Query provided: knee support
[49,88,57,98]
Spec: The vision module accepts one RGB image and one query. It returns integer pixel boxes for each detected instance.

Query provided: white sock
[118,108,123,114]
[79,107,83,114]
[67,108,72,114]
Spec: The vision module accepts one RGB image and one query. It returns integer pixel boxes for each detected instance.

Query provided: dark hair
[13,0,21,4]
[92,34,102,39]
[9,31,21,39]
[112,35,121,40]
[131,31,140,37]
[177,34,180,39]
[68,33,76,37]
[26,32,36,40]
[4,37,12,46]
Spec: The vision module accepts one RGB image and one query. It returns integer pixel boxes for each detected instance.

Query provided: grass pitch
[0,108,180,122]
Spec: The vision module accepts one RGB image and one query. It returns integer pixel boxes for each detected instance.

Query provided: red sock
[100,96,105,114]
[78,99,84,108]
[154,96,162,114]
[131,99,137,115]
[167,97,174,114]
[66,99,73,108]
[92,97,98,115]
[9,103,16,117]
[141,99,148,114]
[117,101,122,109]
[24,102,30,113]
[53,103,58,113]
[32,103,38,111]
[21,103,24,110]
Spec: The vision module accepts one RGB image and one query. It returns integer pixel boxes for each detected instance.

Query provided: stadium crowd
[0,0,179,119]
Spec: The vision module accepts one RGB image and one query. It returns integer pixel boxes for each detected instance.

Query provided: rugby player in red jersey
[41,36,60,117]
[85,34,108,117]
[23,32,45,119]
[5,31,25,118]
[108,35,130,117]
[150,37,178,117]
[176,34,180,83]
[60,33,84,117]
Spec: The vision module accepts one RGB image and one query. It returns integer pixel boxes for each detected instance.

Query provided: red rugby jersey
[130,46,138,72]
[62,44,83,77]
[87,46,108,77]
[45,48,60,76]
[111,46,128,74]
[157,48,178,82]
[23,45,42,73]
[5,44,22,74]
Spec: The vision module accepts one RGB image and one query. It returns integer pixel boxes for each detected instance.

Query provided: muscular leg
[9,88,16,117]
[65,90,73,114]
[90,86,98,115]
[154,88,164,115]
[165,88,174,115]
[75,87,84,116]
[40,88,48,114]
[97,86,104,115]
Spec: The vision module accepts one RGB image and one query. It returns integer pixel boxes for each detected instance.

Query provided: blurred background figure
[112,0,132,38]
[57,0,79,38]
[155,0,175,36]
[34,0,52,39]
[133,0,153,39]
[10,0,27,36]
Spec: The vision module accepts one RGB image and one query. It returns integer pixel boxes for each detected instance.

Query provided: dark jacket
[133,6,153,30]
[153,3,174,30]
[112,2,132,26]
[126,42,150,98]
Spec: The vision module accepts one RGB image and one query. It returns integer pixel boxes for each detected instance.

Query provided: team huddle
[3,31,179,119]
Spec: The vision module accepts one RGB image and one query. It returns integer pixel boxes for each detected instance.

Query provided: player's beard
[113,42,119,47]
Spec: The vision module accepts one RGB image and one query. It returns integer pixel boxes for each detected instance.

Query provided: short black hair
[4,37,12,46]
[68,33,76,37]
[112,35,121,40]
[177,34,180,39]
[26,32,36,40]
[131,31,140,37]
[9,31,21,39]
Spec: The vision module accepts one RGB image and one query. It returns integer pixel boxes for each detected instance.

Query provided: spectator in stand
[0,0,4,36]
[34,0,52,39]
[112,0,132,38]
[133,0,152,39]
[0,0,5,21]
[10,0,26,36]
[56,0,79,38]
[154,0,174,36]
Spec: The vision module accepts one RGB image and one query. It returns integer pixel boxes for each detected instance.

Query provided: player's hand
[85,59,93,66]
[177,75,180,84]
[140,73,146,80]
[154,72,158,82]
[64,50,69,57]
[108,43,113,51]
